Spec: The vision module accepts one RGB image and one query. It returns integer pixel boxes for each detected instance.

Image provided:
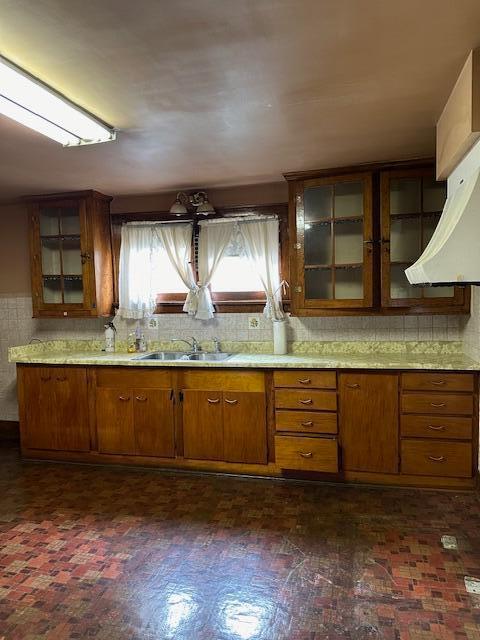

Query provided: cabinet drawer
[274,370,336,389]
[401,393,473,416]
[275,435,338,472]
[275,389,337,411]
[401,415,472,440]
[96,367,172,388]
[275,410,337,434]
[401,439,472,477]
[401,372,474,392]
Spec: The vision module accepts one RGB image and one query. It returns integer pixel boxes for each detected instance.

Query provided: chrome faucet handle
[212,337,221,353]
[190,337,201,353]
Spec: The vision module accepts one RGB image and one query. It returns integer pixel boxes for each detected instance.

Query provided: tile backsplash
[0,294,468,421]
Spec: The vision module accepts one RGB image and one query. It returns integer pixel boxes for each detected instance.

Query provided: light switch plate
[464,576,480,594]
[248,317,259,329]
[148,317,158,329]
[441,535,458,550]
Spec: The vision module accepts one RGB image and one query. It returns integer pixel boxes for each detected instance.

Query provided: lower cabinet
[183,390,267,464]
[19,366,90,452]
[339,372,399,473]
[96,387,175,457]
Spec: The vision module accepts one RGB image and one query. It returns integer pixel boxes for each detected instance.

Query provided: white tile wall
[462,287,480,360]
[0,294,467,421]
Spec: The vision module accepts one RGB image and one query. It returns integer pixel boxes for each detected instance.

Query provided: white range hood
[406,145,480,287]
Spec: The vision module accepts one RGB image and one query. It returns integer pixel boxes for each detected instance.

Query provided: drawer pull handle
[299,452,313,458]
[299,399,313,405]
[430,402,446,408]
[428,455,446,462]
[298,378,311,384]
[207,398,220,404]
[224,398,238,405]
[428,425,446,431]
[301,421,314,427]
[430,380,446,386]
[119,396,130,401]
[136,396,147,402]
[346,383,359,389]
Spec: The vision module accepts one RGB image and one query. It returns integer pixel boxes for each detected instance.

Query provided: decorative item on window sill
[169,191,215,216]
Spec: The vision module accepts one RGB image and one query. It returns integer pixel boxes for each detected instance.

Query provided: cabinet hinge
[294,285,302,293]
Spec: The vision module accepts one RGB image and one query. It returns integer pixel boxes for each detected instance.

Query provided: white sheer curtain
[154,223,198,315]
[239,218,285,320]
[196,221,236,320]
[117,223,161,319]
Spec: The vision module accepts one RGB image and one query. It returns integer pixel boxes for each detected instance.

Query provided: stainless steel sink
[187,352,232,361]
[133,351,190,361]
[133,351,232,362]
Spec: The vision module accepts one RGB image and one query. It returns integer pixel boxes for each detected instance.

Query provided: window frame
[110,203,290,314]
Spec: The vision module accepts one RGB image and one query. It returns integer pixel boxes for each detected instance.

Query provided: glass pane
[304,223,332,265]
[43,276,62,303]
[304,186,333,222]
[64,276,84,303]
[335,267,363,299]
[334,220,363,264]
[390,217,421,262]
[305,268,333,299]
[424,285,454,298]
[334,182,363,218]
[390,178,421,215]
[41,238,61,275]
[60,206,81,234]
[423,179,446,213]
[422,213,441,249]
[62,237,82,275]
[390,264,419,299]
[39,208,59,235]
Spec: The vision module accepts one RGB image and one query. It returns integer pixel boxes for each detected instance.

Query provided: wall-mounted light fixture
[169,191,215,216]
[0,55,116,146]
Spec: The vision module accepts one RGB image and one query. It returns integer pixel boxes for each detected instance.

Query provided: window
[111,204,289,313]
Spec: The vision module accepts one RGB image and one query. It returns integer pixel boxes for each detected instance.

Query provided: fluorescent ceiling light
[0,55,116,146]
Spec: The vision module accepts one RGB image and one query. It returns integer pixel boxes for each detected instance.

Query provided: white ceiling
[1,0,480,199]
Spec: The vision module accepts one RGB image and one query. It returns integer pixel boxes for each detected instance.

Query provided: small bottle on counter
[104,321,116,353]
[127,331,137,353]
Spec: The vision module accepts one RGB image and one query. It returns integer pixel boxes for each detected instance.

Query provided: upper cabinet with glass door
[289,172,374,313]
[380,168,469,313]
[28,191,114,317]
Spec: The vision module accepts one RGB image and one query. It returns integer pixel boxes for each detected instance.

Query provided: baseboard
[0,420,20,443]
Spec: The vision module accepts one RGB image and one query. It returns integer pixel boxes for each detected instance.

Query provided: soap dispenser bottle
[104,321,116,353]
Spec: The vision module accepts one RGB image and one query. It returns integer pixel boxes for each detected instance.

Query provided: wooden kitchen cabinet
[27,190,114,317]
[181,371,268,464]
[18,365,90,451]
[95,369,175,457]
[285,160,470,316]
[339,372,399,473]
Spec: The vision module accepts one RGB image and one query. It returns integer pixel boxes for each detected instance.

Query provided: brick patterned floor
[0,448,479,639]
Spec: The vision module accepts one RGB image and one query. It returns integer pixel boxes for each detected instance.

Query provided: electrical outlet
[148,317,158,329]
[248,317,259,329]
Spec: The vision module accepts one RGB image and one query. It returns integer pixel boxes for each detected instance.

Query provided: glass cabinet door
[381,169,464,308]
[296,173,373,309]
[36,201,88,308]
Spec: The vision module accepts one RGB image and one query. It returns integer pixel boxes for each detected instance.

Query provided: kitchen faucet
[172,337,201,353]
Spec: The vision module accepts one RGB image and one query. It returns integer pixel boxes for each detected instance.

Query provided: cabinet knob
[299,398,313,405]
[224,398,238,405]
[207,398,220,404]
[428,455,446,462]
[119,396,130,401]
[427,425,446,431]
[301,421,314,427]
[299,451,313,458]
[135,396,147,402]
[297,378,311,384]
[346,383,359,389]
[430,402,446,408]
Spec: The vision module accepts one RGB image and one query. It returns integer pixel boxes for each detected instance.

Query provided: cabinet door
[96,388,135,454]
[340,373,399,473]
[292,172,374,312]
[53,367,90,451]
[133,389,175,457]
[223,392,267,464]
[183,390,223,460]
[380,168,468,311]
[22,367,56,450]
